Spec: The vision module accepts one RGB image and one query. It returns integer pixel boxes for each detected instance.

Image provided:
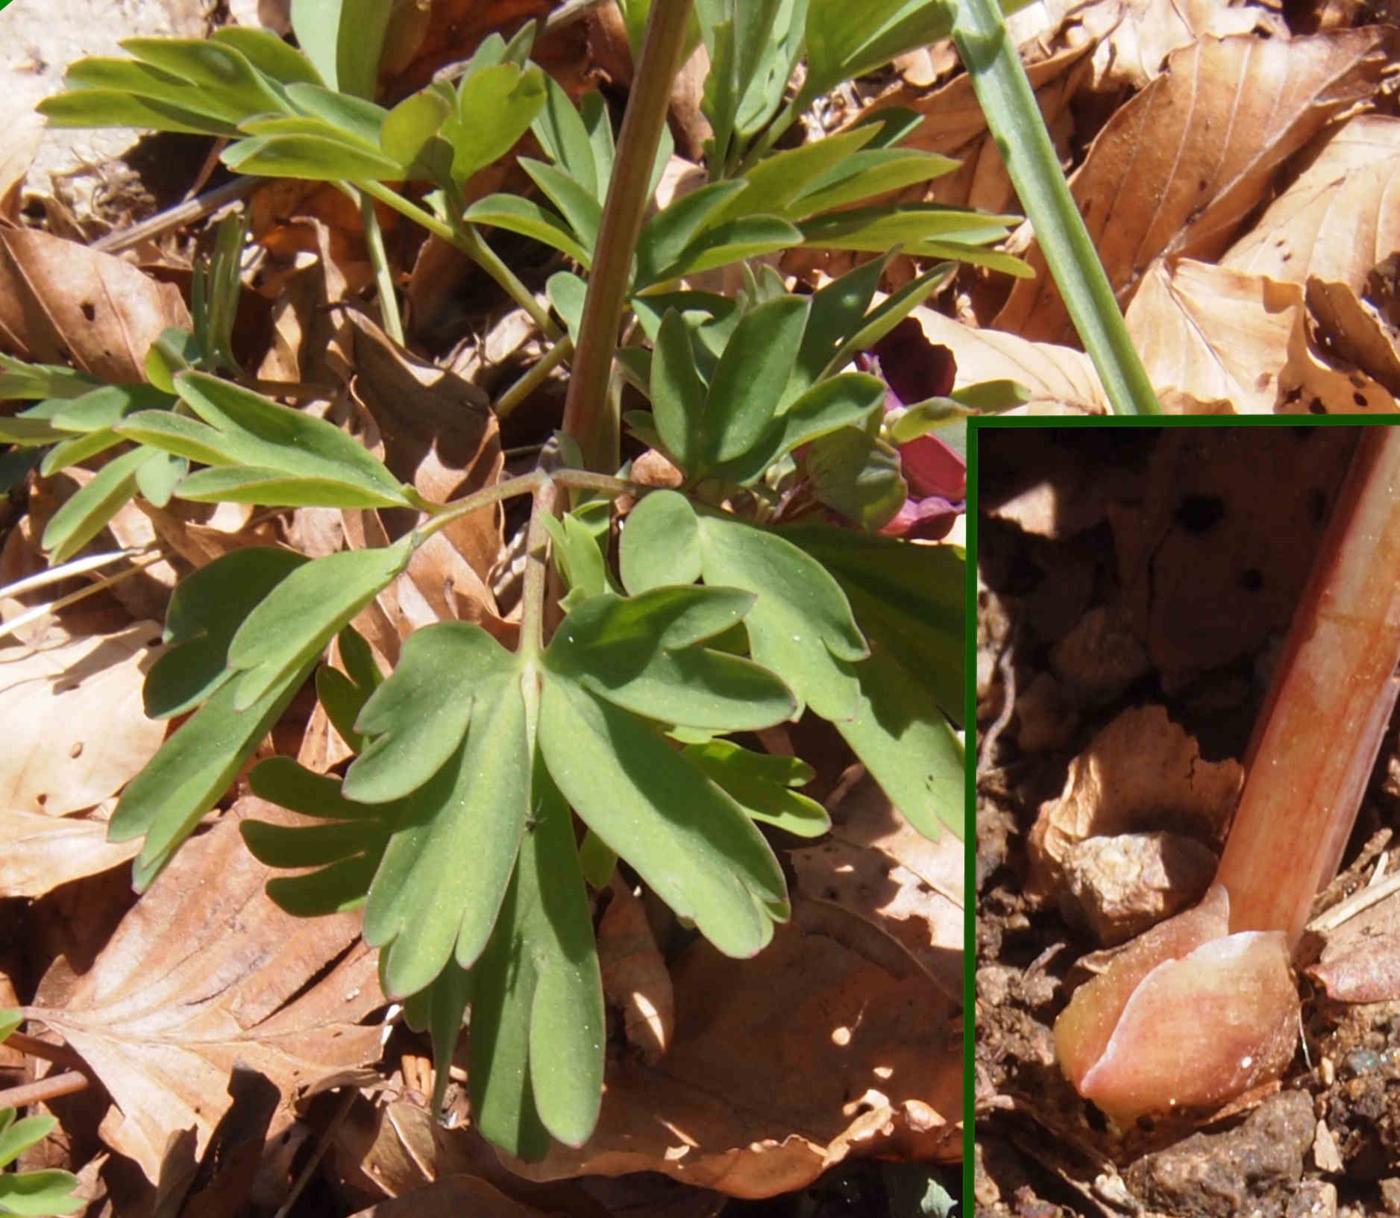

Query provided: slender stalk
[413,469,546,541]
[562,0,696,471]
[950,0,1160,417]
[494,337,574,418]
[1,1032,85,1073]
[359,190,405,345]
[1216,427,1400,941]
[0,1070,89,1108]
[356,180,560,339]
[518,478,559,666]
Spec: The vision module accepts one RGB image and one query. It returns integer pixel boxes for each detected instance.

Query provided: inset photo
[973,422,1400,1216]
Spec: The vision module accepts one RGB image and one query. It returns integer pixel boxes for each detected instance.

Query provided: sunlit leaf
[620,488,702,594]
[41,446,148,562]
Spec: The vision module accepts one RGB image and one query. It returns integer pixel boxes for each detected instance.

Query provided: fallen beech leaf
[1057,888,1298,1123]
[1223,115,1400,296]
[1089,0,1272,91]
[598,880,674,1065]
[0,807,140,896]
[1306,278,1400,399]
[502,900,960,1199]
[0,112,42,220]
[997,28,1395,343]
[0,621,165,815]
[0,228,190,383]
[906,306,1107,414]
[27,801,385,1181]
[791,772,962,1000]
[1028,705,1241,901]
[347,314,504,582]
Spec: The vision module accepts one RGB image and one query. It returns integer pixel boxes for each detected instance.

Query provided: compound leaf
[649,310,707,470]
[703,295,809,464]
[226,540,411,711]
[540,675,787,959]
[443,62,547,187]
[683,740,830,837]
[620,488,702,594]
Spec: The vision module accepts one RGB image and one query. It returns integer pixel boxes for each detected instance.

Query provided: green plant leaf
[532,77,601,198]
[634,180,746,287]
[683,740,830,837]
[47,57,247,133]
[120,37,290,117]
[365,672,530,997]
[649,310,707,470]
[806,427,908,530]
[620,488,702,594]
[47,383,172,432]
[469,761,603,1155]
[155,371,412,508]
[210,26,324,87]
[701,295,809,464]
[315,627,379,751]
[717,125,881,221]
[144,546,307,719]
[519,158,602,255]
[443,63,547,187]
[0,1012,19,1044]
[647,214,802,285]
[41,445,148,562]
[696,513,867,720]
[0,356,102,402]
[173,465,409,508]
[789,148,959,220]
[281,81,387,144]
[290,0,393,97]
[38,431,124,478]
[344,622,514,803]
[223,132,403,181]
[380,86,453,175]
[545,586,796,731]
[133,449,188,508]
[111,668,311,890]
[226,539,411,711]
[463,195,593,267]
[804,0,953,98]
[712,370,886,486]
[0,418,68,446]
[540,674,787,958]
[541,511,611,610]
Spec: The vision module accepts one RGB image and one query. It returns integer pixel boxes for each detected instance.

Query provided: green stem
[359,189,405,345]
[950,0,1160,417]
[518,477,558,666]
[356,179,561,340]
[411,467,636,543]
[734,89,807,178]
[494,336,574,418]
[561,0,696,471]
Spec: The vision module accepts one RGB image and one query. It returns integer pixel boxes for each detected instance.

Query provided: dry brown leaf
[0,112,42,221]
[1109,426,1355,683]
[0,806,140,897]
[1223,114,1400,295]
[790,773,962,1002]
[1127,258,1399,414]
[907,306,1108,413]
[347,314,503,582]
[1028,705,1242,897]
[1307,277,1400,397]
[598,880,674,1065]
[996,27,1395,343]
[504,900,960,1199]
[27,801,385,1181]
[0,227,189,382]
[0,621,164,815]
[1089,0,1271,91]
[870,45,1093,214]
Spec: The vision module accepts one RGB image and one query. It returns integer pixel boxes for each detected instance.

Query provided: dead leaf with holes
[1125,257,1399,414]
[1109,426,1355,682]
[0,227,189,382]
[996,27,1396,344]
[502,899,960,1199]
[791,773,962,1003]
[25,801,386,1181]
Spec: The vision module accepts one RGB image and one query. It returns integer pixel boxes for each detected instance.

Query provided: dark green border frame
[962,410,1400,1208]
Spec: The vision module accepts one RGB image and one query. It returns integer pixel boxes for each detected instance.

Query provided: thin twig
[92,177,258,255]
[1,1032,86,1073]
[0,1071,89,1108]
[270,1089,356,1218]
[0,558,161,643]
[0,548,145,602]
[359,189,405,345]
[494,336,573,418]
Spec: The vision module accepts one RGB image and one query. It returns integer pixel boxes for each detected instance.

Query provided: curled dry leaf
[27,801,386,1182]
[1055,886,1299,1124]
[0,620,165,816]
[1305,885,1400,1003]
[1028,705,1241,912]
[598,880,674,1065]
[907,306,1107,414]
[1088,0,1273,92]
[0,228,190,383]
[1223,115,1400,298]
[503,900,960,1199]
[997,28,1395,343]
[1127,257,1398,414]
[790,772,962,1001]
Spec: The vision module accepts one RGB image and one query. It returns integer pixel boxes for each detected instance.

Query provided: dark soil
[975,424,1400,1217]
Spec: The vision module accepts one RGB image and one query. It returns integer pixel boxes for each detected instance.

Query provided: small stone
[1380,1178,1400,1215]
